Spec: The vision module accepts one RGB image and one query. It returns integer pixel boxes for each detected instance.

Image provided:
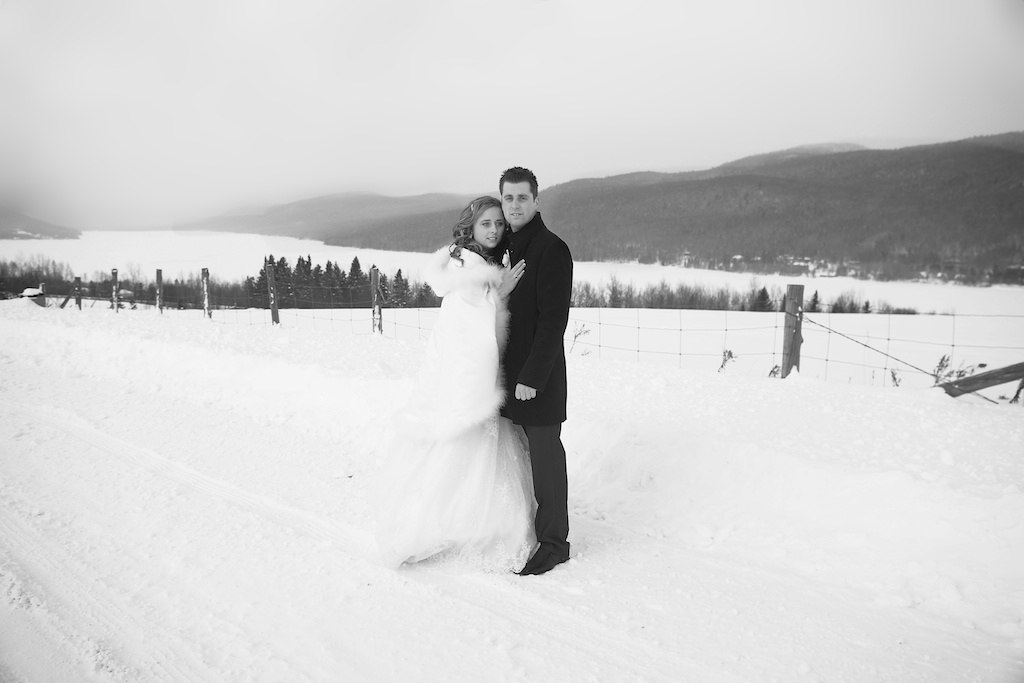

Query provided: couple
[375,167,573,576]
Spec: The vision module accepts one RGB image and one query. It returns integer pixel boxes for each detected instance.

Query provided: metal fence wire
[32,280,1024,396]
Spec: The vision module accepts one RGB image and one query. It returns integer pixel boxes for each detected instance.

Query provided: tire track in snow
[1,399,373,682]
[7,396,743,680]
[0,395,241,682]
[16,402,373,555]
[0,509,209,682]
[11,403,705,680]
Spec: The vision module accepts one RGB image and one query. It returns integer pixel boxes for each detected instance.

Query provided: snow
[2,296,1022,682]
[3,230,1023,316]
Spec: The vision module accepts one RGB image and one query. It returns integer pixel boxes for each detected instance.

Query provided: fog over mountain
[5,133,1023,281]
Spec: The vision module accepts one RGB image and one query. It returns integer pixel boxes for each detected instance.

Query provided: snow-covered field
[2,296,1022,682]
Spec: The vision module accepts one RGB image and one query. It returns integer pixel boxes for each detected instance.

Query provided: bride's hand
[497,259,526,298]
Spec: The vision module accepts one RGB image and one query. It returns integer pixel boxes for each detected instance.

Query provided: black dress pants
[521,423,570,558]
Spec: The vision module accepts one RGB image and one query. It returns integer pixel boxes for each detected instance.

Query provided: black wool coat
[500,212,573,426]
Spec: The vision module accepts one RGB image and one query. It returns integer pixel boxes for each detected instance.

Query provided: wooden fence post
[939,361,1024,398]
[266,258,280,325]
[781,283,804,378]
[201,267,211,319]
[112,269,119,312]
[370,265,382,334]
[74,277,82,310]
[156,269,163,313]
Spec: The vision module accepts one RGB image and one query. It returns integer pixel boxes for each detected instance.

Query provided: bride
[374,196,537,570]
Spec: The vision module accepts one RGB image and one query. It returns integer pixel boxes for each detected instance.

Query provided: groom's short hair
[499,167,539,199]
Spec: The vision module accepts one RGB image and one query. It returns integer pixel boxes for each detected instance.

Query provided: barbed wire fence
[23,267,1024,398]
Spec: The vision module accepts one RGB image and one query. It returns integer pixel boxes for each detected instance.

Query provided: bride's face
[472,207,506,251]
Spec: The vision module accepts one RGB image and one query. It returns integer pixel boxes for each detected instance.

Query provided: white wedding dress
[374,247,537,570]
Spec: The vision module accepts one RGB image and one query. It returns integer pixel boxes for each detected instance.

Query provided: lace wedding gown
[373,247,536,570]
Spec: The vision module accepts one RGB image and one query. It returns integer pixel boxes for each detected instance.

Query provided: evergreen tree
[349,256,364,281]
[348,257,371,306]
[807,290,821,313]
[294,255,312,308]
[391,269,411,307]
[311,263,324,307]
[751,286,772,311]
[251,258,268,306]
[335,264,350,307]
[251,255,283,308]
[322,260,348,306]
[376,272,389,305]
[274,256,294,307]
[410,282,441,307]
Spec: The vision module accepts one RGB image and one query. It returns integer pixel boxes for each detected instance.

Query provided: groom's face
[501,181,539,232]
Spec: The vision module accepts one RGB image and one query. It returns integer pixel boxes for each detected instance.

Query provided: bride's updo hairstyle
[449,195,508,265]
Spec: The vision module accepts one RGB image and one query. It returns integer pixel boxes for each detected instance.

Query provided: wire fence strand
[38,281,1024,397]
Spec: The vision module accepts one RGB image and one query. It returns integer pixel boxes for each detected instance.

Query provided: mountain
[172,133,1024,279]
[538,133,1024,277]
[176,191,480,248]
[0,208,80,240]
[8,134,1023,279]
[712,142,869,172]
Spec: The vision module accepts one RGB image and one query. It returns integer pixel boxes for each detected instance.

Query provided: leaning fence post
[156,269,164,313]
[201,267,212,319]
[370,265,382,334]
[112,268,119,312]
[266,258,280,325]
[74,277,82,310]
[781,283,804,378]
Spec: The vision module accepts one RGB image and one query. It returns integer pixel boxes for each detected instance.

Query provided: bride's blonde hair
[449,195,507,265]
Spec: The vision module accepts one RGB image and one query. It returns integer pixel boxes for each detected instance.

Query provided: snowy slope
[1,299,1022,682]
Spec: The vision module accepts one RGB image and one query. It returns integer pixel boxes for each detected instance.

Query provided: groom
[499,166,573,576]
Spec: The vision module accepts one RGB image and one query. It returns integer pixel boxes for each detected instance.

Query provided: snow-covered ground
[1,297,1022,682]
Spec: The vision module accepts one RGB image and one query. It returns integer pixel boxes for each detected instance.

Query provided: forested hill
[176,132,1024,279]
[0,208,79,240]
[541,132,1024,278]
[177,192,479,252]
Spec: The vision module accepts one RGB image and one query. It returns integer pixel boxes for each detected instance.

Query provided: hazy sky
[2,0,1023,227]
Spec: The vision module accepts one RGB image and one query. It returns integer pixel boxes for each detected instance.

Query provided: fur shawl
[398,246,510,441]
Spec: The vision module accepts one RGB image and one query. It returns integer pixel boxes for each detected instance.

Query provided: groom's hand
[515,383,537,401]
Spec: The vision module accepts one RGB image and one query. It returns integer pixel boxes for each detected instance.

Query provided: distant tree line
[1,255,917,314]
[572,279,916,314]
[0,257,252,310]
[240,254,440,309]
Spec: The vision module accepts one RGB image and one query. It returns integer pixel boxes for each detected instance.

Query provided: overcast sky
[2,0,1023,227]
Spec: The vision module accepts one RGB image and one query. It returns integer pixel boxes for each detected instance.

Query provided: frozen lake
[2,230,1023,316]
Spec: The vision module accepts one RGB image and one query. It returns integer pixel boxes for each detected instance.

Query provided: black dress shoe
[518,550,569,576]
[517,551,546,575]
